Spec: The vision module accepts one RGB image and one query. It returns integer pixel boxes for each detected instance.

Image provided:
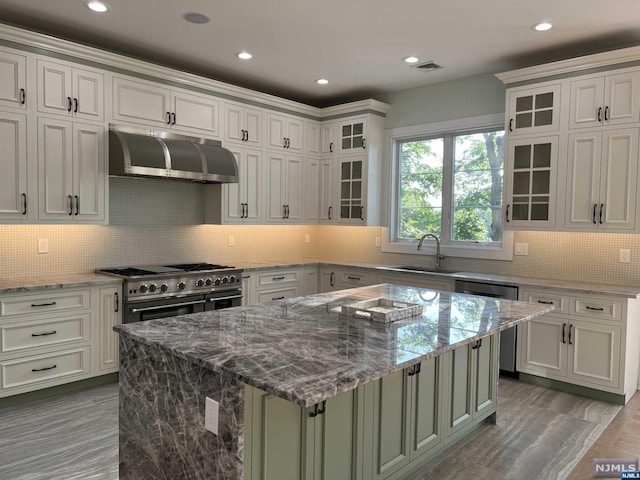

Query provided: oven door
[205,289,243,311]
[124,294,206,324]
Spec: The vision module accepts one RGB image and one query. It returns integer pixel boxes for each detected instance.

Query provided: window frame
[382,113,513,261]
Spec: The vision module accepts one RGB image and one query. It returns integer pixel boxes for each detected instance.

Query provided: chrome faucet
[417,233,446,270]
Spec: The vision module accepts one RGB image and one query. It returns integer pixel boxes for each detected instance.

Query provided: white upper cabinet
[305,120,321,156]
[223,100,263,146]
[112,76,170,127]
[0,47,27,110]
[338,116,368,154]
[318,158,335,223]
[222,146,262,224]
[504,135,558,228]
[37,59,104,122]
[321,121,337,155]
[564,127,638,231]
[569,70,640,129]
[37,117,106,223]
[267,112,303,152]
[265,152,304,223]
[0,111,28,221]
[506,83,561,136]
[112,76,220,137]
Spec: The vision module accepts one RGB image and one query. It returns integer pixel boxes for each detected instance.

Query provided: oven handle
[207,294,243,302]
[129,299,206,313]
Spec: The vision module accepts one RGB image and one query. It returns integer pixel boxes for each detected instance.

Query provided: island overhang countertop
[114,283,554,407]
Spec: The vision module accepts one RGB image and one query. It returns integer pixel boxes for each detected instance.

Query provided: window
[385,115,511,260]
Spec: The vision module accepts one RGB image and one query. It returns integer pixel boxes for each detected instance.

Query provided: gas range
[98,263,244,302]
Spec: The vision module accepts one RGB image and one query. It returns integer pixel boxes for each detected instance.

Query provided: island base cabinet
[244,385,363,480]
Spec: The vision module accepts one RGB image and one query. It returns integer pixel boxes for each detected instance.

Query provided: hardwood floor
[0,379,637,480]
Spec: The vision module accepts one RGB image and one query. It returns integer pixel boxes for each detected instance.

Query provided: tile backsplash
[1,177,639,287]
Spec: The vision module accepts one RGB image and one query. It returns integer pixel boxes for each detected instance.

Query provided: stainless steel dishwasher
[454,280,519,374]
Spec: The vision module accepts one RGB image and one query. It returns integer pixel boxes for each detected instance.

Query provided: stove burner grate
[100,267,156,276]
[165,263,234,272]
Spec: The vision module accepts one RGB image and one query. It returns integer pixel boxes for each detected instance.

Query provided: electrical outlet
[38,239,49,254]
[205,397,219,435]
[228,235,235,247]
[304,233,310,244]
[375,237,381,247]
[619,249,631,263]
[514,242,528,256]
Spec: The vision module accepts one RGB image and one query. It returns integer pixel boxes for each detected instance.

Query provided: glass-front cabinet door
[338,155,365,223]
[506,84,561,136]
[504,136,558,228]
[338,116,368,153]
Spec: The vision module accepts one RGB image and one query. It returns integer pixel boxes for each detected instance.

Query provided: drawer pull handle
[31,330,57,337]
[272,296,285,301]
[272,276,286,281]
[347,276,361,281]
[32,365,57,372]
[31,301,57,307]
[537,300,554,305]
[585,306,604,312]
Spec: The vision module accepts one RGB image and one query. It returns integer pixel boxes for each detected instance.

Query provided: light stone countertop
[114,283,553,407]
[0,273,122,295]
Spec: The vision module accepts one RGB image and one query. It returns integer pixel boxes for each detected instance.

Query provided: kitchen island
[114,284,553,480]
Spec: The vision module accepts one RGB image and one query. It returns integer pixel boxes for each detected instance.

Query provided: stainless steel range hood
[109,124,238,183]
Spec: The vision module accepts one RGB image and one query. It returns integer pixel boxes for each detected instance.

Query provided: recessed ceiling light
[316,78,329,85]
[86,1,108,13]
[533,22,553,32]
[183,12,210,24]
[403,56,420,64]
[237,52,253,60]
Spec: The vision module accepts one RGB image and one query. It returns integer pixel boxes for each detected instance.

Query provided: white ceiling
[1,0,640,107]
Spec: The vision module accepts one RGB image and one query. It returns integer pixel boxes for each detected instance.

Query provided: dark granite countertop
[114,284,553,407]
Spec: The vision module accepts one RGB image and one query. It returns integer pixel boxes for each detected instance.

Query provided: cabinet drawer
[257,287,299,304]
[521,290,569,314]
[338,270,370,286]
[0,290,91,317]
[1,313,91,354]
[1,347,90,391]
[257,270,299,287]
[571,296,622,321]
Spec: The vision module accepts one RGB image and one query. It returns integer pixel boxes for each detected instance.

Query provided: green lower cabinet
[244,385,363,480]
[369,357,442,480]
[442,335,498,439]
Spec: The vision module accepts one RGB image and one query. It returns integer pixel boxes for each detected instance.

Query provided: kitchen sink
[392,266,460,274]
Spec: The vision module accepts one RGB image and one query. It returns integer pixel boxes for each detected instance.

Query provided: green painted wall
[385,73,506,129]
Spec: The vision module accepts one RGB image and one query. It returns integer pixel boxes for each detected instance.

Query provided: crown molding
[496,46,640,84]
[0,23,389,118]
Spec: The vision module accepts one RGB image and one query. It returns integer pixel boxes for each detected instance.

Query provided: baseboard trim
[519,373,625,405]
[0,373,119,409]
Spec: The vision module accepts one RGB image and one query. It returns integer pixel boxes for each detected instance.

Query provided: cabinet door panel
[223,149,243,222]
[73,124,105,221]
[319,159,334,223]
[286,117,304,152]
[38,118,74,219]
[113,77,171,127]
[306,121,321,156]
[37,60,72,116]
[372,368,411,479]
[474,335,496,415]
[569,77,604,129]
[224,103,244,143]
[74,68,104,121]
[245,107,263,146]
[0,112,28,219]
[446,346,473,434]
[266,154,285,222]
[565,131,601,228]
[568,321,621,388]
[321,123,335,155]
[0,48,27,109]
[317,389,358,480]
[172,92,219,135]
[285,155,303,222]
[244,149,262,222]
[518,316,566,376]
[411,358,441,458]
[599,128,637,230]
[268,114,286,149]
[605,72,640,125]
[99,286,121,372]
[305,157,319,222]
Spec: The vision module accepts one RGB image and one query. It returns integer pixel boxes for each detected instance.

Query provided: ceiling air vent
[412,61,442,72]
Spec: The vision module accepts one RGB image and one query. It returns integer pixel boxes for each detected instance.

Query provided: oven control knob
[138,284,148,293]
[177,281,186,291]
[159,284,168,293]
[214,278,222,286]
[148,284,157,293]
[222,276,229,284]
[229,275,237,284]
[205,278,212,286]
[196,279,205,287]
